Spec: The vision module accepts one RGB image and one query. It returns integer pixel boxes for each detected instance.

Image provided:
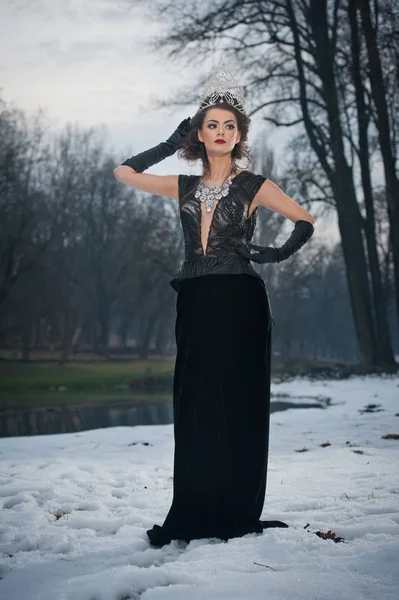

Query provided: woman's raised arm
[113,117,191,201]
[113,168,179,201]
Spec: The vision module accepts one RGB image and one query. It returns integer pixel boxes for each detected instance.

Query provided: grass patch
[0,359,175,409]
[0,359,174,389]
[0,390,173,409]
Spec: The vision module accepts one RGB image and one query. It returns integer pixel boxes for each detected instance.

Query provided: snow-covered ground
[0,375,398,600]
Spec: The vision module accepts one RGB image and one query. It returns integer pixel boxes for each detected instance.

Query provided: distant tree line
[0,83,396,365]
[0,97,182,362]
[137,0,399,368]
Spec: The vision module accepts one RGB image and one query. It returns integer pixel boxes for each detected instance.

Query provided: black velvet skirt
[146,273,288,546]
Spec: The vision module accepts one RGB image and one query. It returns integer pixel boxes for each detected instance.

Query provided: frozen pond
[0,394,331,437]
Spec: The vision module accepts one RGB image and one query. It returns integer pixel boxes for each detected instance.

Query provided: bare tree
[0,97,53,306]
[1,92,392,365]
[132,0,397,366]
[357,0,399,334]
[346,0,393,362]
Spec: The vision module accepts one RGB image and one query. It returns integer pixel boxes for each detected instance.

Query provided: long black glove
[235,219,314,263]
[120,117,192,173]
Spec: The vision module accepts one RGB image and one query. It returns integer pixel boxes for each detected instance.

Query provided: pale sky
[0,0,338,241]
[0,0,282,176]
[0,0,191,172]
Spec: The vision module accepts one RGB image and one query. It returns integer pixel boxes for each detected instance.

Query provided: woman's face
[197,107,241,156]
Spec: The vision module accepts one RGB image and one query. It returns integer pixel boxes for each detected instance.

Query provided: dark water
[0,398,326,438]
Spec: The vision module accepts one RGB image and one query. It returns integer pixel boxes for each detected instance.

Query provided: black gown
[146,170,289,546]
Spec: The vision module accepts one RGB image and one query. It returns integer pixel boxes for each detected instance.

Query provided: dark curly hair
[177,100,252,175]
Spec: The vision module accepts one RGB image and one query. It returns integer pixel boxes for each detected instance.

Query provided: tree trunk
[99,315,110,356]
[96,282,110,356]
[21,318,31,362]
[59,311,78,365]
[288,0,378,365]
[358,0,399,334]
[348,0,396,365]
[119,318,130,348]
[139,317,156,360]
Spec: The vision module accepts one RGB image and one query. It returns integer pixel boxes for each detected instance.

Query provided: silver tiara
[198,63,246,114]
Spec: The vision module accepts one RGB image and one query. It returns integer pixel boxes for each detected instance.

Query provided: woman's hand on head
[169,118,192,150]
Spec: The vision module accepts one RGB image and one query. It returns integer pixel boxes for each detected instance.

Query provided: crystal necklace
[194,168,236,212]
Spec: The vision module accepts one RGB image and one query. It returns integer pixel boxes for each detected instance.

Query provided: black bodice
[170,170,268,293]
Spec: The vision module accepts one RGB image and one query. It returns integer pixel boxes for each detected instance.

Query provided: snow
[0,375,398,600]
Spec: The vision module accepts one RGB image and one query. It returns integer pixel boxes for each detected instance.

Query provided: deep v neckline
[199,199,219,257]
[197,171,247,257]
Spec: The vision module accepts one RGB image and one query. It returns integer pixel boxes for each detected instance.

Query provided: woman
[114,64,316,547]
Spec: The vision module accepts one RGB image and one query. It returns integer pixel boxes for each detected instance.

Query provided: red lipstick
[214,139,226,144]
